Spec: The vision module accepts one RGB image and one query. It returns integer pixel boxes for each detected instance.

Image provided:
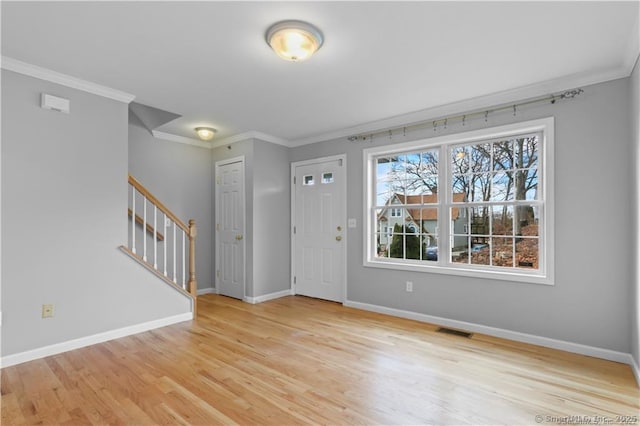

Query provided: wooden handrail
[127,208,165,241]
[128,174,198,317]
[128,174,189,234]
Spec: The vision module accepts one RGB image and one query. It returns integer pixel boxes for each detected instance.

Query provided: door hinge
[293,226,296,234]
[216,223,220,231]
[293,276,296,284]
[293,176,296,184]
[216,270,220,277]
[216,177,221,184]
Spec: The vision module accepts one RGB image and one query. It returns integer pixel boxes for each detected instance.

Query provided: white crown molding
[1,56,135,103]
[149,130,290,151]
[623,16,640,75]
[213,131,291,149]
[248,131,291,147]
[151,130,213,149]
[344,300,636,367]
[175,58,640,150]
[289,66,634,147]
[0,313,192,368]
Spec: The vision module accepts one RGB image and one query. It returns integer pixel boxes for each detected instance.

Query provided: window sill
[364,258,554,286]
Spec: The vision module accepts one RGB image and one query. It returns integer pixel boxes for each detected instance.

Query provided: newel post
[188,219,198,317]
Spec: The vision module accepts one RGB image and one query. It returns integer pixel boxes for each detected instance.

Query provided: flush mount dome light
[195,127,216,141]
[266,20,324,61]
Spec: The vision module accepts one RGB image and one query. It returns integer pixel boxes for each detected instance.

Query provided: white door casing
[291,155,346,302]
[215,157,245,300]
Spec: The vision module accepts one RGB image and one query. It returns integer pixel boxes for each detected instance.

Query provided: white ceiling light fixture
[266,20,324,62]
[195,127,217,141]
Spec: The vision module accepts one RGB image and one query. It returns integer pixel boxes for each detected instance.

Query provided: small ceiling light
[195,127,216,141]
[266,20,324,62]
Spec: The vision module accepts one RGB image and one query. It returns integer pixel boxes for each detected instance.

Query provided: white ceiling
[2,1,639,146]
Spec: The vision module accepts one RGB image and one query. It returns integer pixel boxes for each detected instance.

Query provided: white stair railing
[125,175,198,313]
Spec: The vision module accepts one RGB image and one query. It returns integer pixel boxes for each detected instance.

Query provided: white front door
[216,158,245,300]
[292,156,346,302]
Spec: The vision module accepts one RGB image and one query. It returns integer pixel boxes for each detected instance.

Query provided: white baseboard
[631,354,640,387]
[344,300,633,366]
[197,287,216,296]
[1,312,192,369]
[244,289,293,304]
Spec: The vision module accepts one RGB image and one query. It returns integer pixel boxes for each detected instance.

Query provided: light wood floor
[2,294,638,425]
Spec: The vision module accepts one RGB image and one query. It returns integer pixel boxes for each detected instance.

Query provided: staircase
[120,174,198,316]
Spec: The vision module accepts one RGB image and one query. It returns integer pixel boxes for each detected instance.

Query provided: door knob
[335,236,342,241]
[236,235,243,240]
[337,226,342,231]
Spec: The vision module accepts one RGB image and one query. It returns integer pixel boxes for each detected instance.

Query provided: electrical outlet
[42,304,54,318]
[406,281,413,292]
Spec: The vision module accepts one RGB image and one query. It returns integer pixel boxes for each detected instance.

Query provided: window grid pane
[447,133,540,271]
[374,150,438,262]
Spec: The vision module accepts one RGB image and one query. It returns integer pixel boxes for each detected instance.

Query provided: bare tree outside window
[450,134,540,269]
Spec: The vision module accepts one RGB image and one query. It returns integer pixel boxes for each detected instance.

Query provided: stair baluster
[122,174,197,317]
[142,196,147,262]
[172,222,177,284]
[153,205,158,269]
[182,231,186,289]
[163,212,168,277]
[131,187,136,254]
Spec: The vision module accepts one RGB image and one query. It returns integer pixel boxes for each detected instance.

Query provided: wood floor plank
[1,294,638,425]
[1,393,27,425]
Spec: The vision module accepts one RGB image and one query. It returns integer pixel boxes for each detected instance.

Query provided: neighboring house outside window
[365,118,554,285]
[376,193,466,255]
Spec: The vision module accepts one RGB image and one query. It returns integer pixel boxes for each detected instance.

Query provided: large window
[364,118,554,284]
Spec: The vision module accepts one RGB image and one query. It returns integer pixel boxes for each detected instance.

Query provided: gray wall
[128,113,213,290]
[211,139,290,298]
[632,55,640,367]
[1,70,191,357]
[291,77,633,353]
[252,140,291,297]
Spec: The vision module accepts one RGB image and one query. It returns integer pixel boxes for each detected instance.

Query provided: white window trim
[363,117,555,285]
